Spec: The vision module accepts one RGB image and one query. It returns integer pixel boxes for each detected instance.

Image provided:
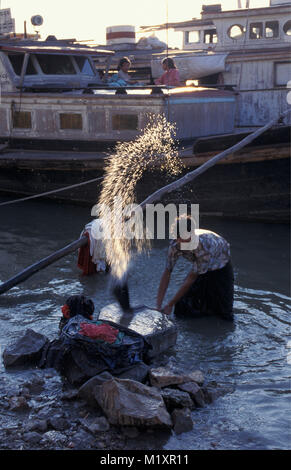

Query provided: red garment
[77,231,96,276]
[79,322,119,344]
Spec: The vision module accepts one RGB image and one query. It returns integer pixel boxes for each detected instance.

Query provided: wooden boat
[0,4,289,223]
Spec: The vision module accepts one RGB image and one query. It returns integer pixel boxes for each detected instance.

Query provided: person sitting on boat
[155,58,180,87]
[156,215,234,321]
[117,57,138,85]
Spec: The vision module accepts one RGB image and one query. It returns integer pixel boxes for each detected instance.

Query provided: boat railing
[15,83,236,95]
[15,84,170,95]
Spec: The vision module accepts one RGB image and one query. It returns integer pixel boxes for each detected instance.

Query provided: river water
[0,196,290,450]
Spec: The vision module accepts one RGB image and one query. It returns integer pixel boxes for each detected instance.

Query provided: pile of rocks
[77,363,221,435]
[2,316,225,444]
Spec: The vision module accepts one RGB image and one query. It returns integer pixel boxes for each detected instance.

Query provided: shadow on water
[0,196,290,449]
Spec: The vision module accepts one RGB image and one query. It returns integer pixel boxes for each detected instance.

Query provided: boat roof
[140,4,291,32]
[0,42,114,56]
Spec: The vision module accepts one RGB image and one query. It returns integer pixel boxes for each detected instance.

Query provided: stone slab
[98,304,178,359]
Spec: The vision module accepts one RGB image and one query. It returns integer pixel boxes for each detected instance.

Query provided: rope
[0,175,103,207]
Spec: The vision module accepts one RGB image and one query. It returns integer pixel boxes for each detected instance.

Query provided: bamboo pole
[0,236,88,295]
[0,109,289,296]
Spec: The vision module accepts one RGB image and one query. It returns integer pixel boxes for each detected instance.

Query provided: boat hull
[0,146,289,223]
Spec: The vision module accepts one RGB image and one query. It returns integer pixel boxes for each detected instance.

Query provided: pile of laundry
[39,312,150,385]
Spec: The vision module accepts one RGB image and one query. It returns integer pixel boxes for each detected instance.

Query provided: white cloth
[81,220,107,273]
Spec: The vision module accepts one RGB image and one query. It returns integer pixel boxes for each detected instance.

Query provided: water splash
[98,114,183,280]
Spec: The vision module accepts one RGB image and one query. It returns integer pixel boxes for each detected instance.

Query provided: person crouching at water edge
[157,215,234,321]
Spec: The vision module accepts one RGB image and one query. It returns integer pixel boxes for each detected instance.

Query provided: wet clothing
[167,230,233,320]
[174,261,234,321]
[79,322,120,344]
[166,229,231,275]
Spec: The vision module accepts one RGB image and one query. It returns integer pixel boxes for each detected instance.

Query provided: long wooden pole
[0,110,289,296]
[139,109,291,209]
[0,236,88,295]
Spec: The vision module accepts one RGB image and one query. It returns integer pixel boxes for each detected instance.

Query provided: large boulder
[94,378,172,429]
[149,366,204,388]
[98,304,177,358]
[78,371,113,406]
[3,329,49,368]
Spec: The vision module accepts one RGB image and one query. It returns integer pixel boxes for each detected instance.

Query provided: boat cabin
[153,2,291,52]
[0,41,114,92]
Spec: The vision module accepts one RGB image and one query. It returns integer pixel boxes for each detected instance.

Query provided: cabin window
[265,21,279,38]
[249,22,263,39]
[204,29,217,44]
[8,54,37,76]
[228,24,245,39]
[283,20,291,36]
[112,114,138,131]
[36,54,76,75]
[12,111,32,129]
[274,62,291,86]
[60,113,83,130]
[74,56,95,76]
[185,31,200,44]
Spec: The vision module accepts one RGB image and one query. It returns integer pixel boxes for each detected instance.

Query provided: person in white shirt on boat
[117,57,138,85]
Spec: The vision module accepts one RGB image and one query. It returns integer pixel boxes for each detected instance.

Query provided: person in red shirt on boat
[155,58,180,87]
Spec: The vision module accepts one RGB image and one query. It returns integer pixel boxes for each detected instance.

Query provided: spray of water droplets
[98,114,183,280]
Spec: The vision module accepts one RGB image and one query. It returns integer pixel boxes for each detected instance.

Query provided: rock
[122,427,140,439]
[61,390,79,401]
[48,416,70,432]
[115,362,149,383]
[148,366,204,388]
[161,388,194,412]
[178,382,205,408]
[98,304,178,358]
[22,431,42,445]
[25,419,48,434]
[3,329,49,368]
[70,430,93,450]
[94,378,172,429]
[23,377,45,394]
[78,371,113,407]
[41,431,67,446]
[81,417,110,434]
[187,370,205,386]
[9,396,30,412]
[19,387,31,399]
[171,408,193,435]
[149,367,186,388]
[202,385,228,404]
[35,405,52,419]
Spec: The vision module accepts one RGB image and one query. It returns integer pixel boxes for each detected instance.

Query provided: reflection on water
[0,196,290,450]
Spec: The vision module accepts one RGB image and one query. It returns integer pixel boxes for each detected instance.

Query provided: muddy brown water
[0,196,290,450]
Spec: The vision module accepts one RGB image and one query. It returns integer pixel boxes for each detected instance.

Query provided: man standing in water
[157,216,234,321]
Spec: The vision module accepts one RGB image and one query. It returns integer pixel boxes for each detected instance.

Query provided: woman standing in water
[157,215,234,321]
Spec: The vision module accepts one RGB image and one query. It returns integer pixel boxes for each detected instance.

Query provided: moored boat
[0,4,290,223]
